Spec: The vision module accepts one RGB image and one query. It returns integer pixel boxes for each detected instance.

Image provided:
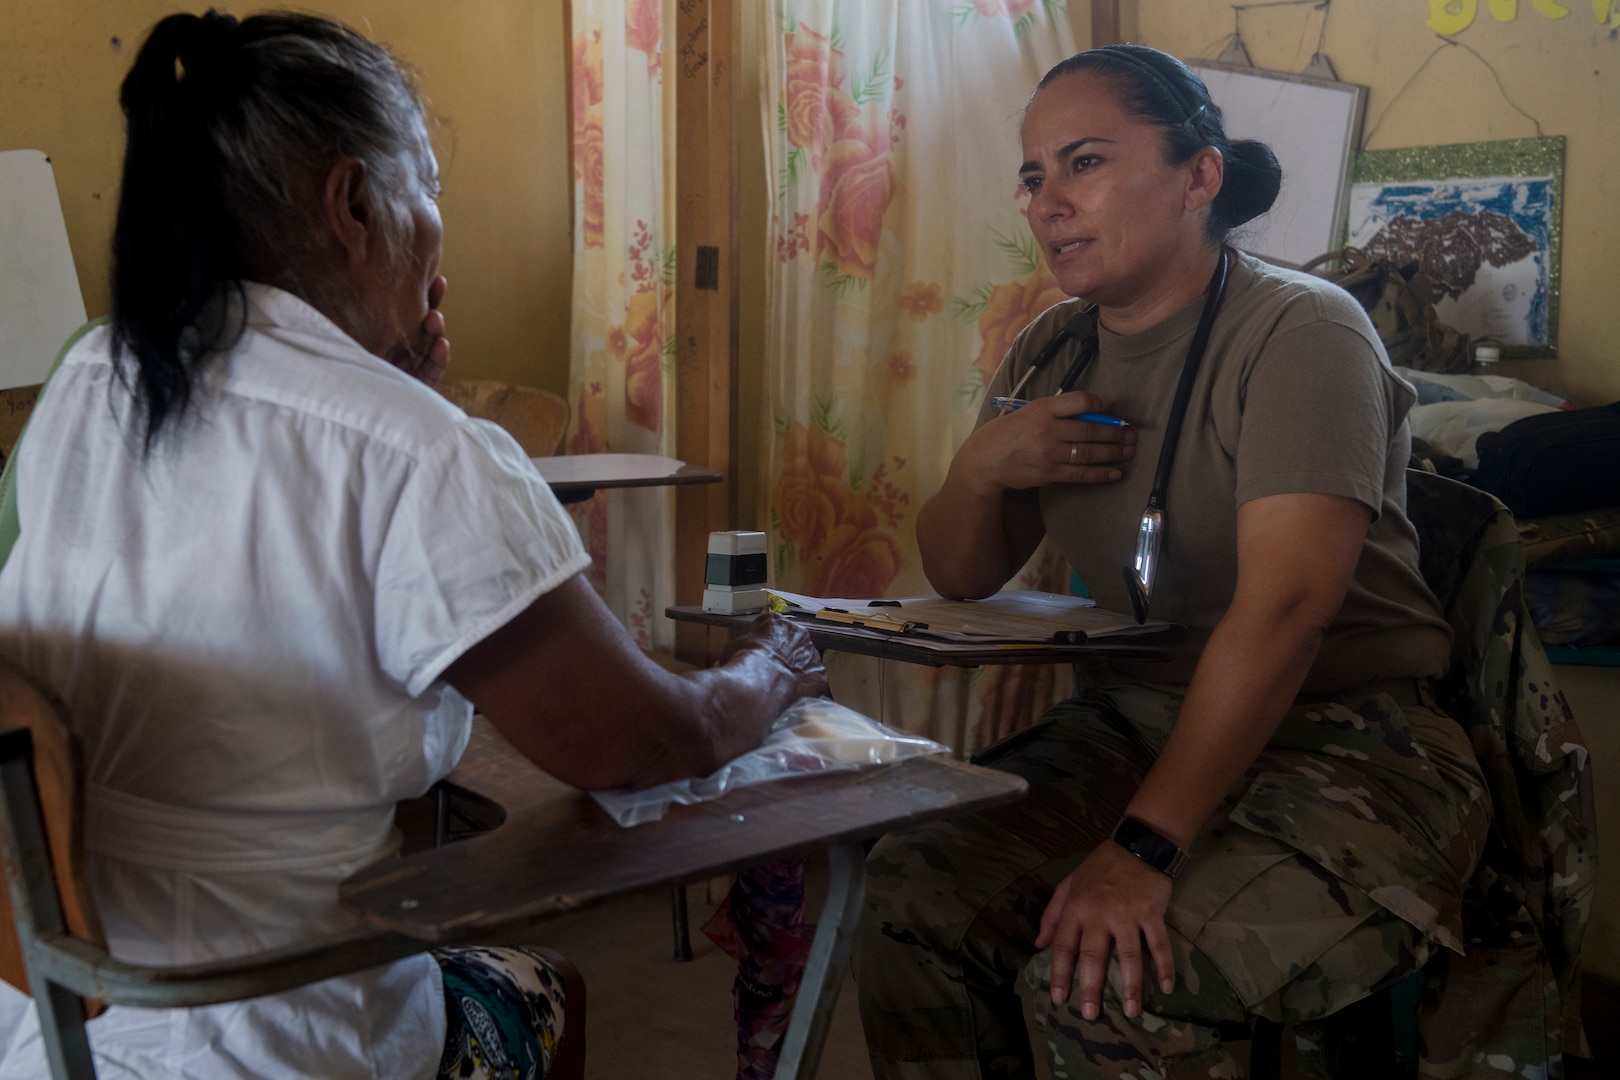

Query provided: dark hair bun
[1212,139,1281,232]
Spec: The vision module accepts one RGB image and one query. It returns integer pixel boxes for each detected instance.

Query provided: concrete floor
[532,863,1264,1080]
[536,872,875,1079]
[532,869,1617,1079]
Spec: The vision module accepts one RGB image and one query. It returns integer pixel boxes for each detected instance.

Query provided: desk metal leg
[956,667,977,759]
[433,785,450,848]
[670,885,693,962]
[774,841,867,1080]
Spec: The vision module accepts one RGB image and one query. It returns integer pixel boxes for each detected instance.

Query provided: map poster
[1350,137,1564,358]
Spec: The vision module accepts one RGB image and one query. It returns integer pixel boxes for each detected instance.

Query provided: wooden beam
[673,0,739,664]
[562,0,574,251]
[1090,0,1121,47]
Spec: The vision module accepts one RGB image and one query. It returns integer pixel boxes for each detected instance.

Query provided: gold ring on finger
[1068,444,1079,466]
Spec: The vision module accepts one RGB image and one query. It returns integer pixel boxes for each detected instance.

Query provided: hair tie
[175,9,241,86]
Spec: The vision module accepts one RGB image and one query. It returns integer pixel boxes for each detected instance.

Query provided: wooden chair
[0,658,585,1080]
[439,379,570,457]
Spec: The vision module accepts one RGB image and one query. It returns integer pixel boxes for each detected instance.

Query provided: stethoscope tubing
[1003,247,1233,621]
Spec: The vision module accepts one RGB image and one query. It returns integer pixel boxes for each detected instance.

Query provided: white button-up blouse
[0,284,590,1078]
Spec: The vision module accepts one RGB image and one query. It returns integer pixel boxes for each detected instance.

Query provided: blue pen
[990,396,1131,427]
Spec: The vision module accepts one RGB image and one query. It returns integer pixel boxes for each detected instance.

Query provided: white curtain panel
[567,0,678,651]
[760,0,1080,752]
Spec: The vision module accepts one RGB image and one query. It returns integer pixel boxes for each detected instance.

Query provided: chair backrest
[0,658,106,1017]
[438,380,570,457]
[1405,468,1519,721]
[1403,468,1597,1063]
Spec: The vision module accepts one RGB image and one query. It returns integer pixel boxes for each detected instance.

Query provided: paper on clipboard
[768,590,1173,644]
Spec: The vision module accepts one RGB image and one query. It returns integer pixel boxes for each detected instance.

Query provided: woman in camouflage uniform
[855,46,1491,1080]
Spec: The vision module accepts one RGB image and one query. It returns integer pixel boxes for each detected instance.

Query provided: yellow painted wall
[8,3,1614,434]
[1,1,574,395]
[1116,0,1620,404]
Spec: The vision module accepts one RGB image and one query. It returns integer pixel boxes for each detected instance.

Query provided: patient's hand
[719,612,828,704]
[387,275,451,388]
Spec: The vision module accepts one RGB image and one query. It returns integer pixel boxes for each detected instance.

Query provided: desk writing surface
[341,718,1025,942]
[665,606,1173,667]
[531,453,722,491]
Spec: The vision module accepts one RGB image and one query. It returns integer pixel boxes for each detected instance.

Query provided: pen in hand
[990,396,1131,427]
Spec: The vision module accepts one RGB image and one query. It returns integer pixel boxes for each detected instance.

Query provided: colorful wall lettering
[1426,0,1620,33]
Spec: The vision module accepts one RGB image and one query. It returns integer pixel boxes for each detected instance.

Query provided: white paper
[1,150,88,388]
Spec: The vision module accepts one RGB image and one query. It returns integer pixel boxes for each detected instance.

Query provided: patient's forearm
[445,576,826,791]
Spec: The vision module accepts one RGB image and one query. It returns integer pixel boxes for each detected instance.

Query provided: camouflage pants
[854,669,1489,1080]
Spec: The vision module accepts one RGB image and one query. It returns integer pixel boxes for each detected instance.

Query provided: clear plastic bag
[590,698,948,827]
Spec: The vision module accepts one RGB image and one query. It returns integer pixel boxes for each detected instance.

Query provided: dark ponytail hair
[1034,45,1282,244]
[111,9,431,450]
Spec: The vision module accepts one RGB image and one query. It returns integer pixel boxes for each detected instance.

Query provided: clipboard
[812,608,925,635]
[777,590,1175,645]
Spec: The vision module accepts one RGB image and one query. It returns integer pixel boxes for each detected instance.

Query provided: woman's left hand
[1035,841,1176,1020]
[388,275,451,388]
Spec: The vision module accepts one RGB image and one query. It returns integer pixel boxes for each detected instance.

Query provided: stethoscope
[999,247,1232,623]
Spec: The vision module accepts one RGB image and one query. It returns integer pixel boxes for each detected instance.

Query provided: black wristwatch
[1111,816,1189,878]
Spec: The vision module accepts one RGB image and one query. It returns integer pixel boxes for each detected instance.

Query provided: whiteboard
[1187,61,1366,269]
[0,149,88,389]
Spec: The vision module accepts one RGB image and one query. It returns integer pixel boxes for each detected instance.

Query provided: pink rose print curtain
[762,0,1079,753]
[569,0,677,650]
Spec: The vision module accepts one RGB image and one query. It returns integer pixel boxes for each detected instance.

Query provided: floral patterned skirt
[433,945,568,1080]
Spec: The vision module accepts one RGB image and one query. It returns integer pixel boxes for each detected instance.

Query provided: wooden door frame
[673,0,738,663]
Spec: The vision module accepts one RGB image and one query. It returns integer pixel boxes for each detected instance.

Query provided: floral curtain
[761,0,1079,753]
[569,0,677,650]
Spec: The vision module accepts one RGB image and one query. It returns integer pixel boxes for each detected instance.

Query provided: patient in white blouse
[0,11,824,1080]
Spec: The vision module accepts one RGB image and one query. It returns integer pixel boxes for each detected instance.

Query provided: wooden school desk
[532,453,722,504]
[340,717,1026,1080]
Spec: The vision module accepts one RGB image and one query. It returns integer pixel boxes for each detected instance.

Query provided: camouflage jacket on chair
[1407,469,1598,1074]
[1306,249,1474,374]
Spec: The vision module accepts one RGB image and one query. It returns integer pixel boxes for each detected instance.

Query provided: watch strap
[1111,815,1189,878]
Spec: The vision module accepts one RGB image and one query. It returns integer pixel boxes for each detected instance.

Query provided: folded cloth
[701,859,816,1080]
[1408,398,1558,470]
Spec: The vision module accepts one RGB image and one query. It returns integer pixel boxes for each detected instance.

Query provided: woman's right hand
[917,390,1137,598]
[719,612,829,703]
[952,390,1137,497]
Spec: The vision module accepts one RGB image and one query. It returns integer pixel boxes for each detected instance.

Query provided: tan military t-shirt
[976,251,1451,691]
